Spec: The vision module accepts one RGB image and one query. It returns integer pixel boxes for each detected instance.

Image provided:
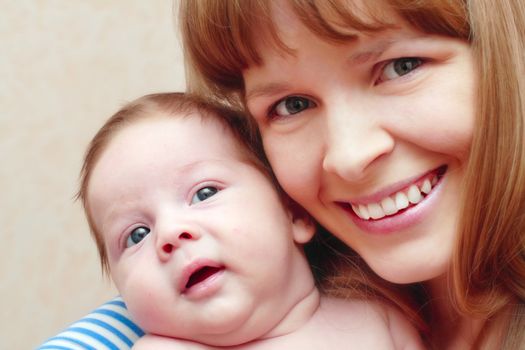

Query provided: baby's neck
[260,286,321,340]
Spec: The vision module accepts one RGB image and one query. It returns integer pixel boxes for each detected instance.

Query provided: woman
[38,1,525,349]
[179,0,525,348]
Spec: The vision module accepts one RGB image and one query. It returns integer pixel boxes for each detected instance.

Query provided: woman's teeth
[351,176,438,220]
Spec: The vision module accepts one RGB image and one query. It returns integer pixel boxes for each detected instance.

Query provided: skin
[87,113,424,349]
[244,3,474,285]
[243,2,475,347]
[87,114,318,346]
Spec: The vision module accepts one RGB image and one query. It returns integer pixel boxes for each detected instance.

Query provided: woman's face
[243,3,475,284]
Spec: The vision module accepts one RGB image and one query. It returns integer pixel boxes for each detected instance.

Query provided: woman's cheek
[395,102,474,162]
[263,133,323,206]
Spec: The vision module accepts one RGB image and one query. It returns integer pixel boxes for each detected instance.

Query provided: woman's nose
[322,107,394,181]
[156,225,199,261]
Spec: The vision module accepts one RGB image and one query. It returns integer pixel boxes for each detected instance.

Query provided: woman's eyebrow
[347,39,398,65]
[246,82,291,101]
[245,39,405,100]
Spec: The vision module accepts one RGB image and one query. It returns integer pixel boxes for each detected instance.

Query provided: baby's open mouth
[342,165,447,220]
[185,266,224,290]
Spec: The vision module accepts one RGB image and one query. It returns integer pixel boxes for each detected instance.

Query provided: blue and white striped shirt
[37,297,143,350]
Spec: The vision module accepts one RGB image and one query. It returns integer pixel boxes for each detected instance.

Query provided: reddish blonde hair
[180,0,469,106]
[179,0,525,347]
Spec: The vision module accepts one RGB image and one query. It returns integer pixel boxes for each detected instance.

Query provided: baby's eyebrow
[99,206,133,235]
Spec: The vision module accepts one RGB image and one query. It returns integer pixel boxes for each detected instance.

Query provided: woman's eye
[379,57,423,82]
[271,96,315,118]
[125,226,150,248]
[191,186,219,204]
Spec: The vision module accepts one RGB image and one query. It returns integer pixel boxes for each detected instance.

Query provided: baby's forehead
[111,111,230,145]
[87,110,264,202]
[86,115,252,206]
[126,112,230,143]
[92,115,247,179]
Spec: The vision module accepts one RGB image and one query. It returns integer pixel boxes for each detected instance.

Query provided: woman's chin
[369,256,450,285]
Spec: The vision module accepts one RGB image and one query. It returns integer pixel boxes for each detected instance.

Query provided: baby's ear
[291,212,316,244]
[283,196,316,243]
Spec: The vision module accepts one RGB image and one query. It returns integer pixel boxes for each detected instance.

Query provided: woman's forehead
[181,0,468,97]
[269,1,391,39]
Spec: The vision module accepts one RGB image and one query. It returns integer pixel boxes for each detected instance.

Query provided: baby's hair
[77,92,272,274]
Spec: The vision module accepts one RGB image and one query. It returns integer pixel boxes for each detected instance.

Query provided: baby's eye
[125,226,150,248]
[191,186,219,204]
[379,57,423,82]
[271,96,315,118]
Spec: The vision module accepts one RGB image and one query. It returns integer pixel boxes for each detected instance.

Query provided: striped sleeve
[37,297,144,350]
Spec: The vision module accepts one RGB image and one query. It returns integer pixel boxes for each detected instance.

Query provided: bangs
[181,0,272,94]
[181,0,469,98]
[389,0,469,38]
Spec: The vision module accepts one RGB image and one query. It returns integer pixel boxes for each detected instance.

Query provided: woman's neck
[426,275,486,349]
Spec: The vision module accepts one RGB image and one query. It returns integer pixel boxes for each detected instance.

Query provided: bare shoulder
[133,335,212,350]
[312,297,424,350]
[316,297,390,327]
[380,302,426,350]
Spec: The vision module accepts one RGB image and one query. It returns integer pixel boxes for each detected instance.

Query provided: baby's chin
[166,322,265,347]
[146,301,272,347]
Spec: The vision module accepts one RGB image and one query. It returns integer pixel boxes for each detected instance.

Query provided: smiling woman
[36,0,524,348]
[65,92,424,349]
[180,0,525,348]
[243,23,475,287]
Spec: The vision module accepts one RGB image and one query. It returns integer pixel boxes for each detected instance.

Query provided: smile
[340,166,447,221]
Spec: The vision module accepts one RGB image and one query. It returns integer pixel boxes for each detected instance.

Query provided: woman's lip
[339,169,446,235]
[340,165,446,205]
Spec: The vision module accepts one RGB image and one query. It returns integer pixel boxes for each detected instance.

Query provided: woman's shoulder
[317,296,390,324]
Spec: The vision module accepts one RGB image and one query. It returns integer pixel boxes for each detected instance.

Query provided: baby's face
[87,114,315,345]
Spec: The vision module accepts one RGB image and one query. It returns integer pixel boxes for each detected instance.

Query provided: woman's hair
[179,0,525,347]
[77,92,272,274]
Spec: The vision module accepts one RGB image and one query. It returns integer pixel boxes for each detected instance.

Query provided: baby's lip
[179,259,225,293]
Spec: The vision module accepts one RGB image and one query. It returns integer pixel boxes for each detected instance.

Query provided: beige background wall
[1,1,185,348]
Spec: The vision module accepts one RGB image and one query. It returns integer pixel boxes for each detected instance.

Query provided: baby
[78,92,424,349]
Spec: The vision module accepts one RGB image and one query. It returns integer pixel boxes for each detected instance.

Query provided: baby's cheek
[123,280,166,332]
